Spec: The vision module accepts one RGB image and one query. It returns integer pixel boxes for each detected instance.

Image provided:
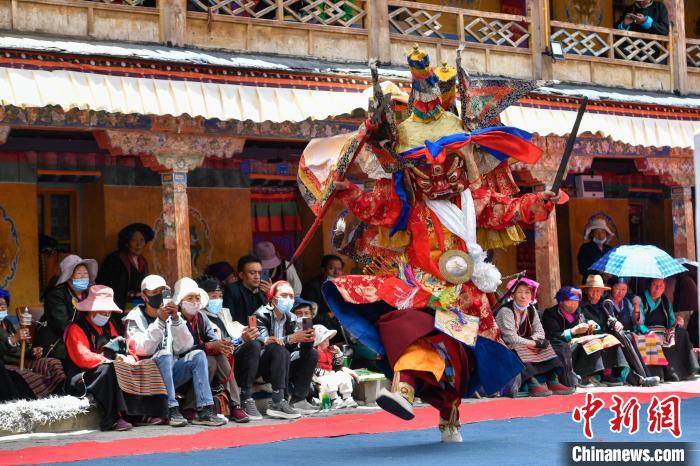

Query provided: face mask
[207,298,223,314]
[146,294,164,309]
[72,278,90,291]
[0,311,7,320]
[276,297,294,314]
[592,237,607,246]
[92,314,110,327]
[181,301,200,316]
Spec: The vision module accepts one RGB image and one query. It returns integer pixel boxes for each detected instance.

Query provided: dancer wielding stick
[288,59,389,268]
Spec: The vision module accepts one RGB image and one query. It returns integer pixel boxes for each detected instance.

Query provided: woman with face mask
[65,285,167,431]
[576,218,614,284]
[0,288,66,399]
[36,255,98,361]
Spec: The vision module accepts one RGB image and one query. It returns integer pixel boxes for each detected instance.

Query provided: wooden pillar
[533,185,561,309]
[671,186,696,260]
[160,0,187,46]
[161,171,192,285]
[669,0,688,95]
[526,0,545,80]
[368,0,391,64]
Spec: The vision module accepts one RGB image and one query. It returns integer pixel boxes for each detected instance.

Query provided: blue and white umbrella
[590,245,688,279]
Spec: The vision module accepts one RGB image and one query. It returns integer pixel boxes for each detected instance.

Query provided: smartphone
[248,315,257,328]
[162,289,173,307]
[261,270,270,282]
[302,317,313,331]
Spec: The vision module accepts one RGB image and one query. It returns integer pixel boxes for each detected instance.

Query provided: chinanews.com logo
[563,394,695,465]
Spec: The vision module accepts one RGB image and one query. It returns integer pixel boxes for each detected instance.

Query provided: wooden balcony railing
[387,0,531,50]
[550,20,670,66]
[2,0,697,92]
[187,0,367,28]
[688,38,700,69]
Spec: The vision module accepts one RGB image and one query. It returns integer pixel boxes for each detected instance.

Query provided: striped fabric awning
[251,190,301,233]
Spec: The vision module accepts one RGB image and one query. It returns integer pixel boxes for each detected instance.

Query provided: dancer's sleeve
[473,189,553,230]
[336,179,403,227]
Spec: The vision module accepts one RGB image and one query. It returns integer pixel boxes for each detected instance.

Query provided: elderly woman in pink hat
[494,278,574,397]
[64,285,167,431]
[36,254,98,361]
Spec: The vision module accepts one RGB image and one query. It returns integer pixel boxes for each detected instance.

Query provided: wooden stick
[19,340,26,370]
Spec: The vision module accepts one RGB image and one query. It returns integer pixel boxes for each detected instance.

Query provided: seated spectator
[606,277,663,386]
[616,0,669,35]
[124,274,207,427]
[64,286,166,431]
[313,324,358,408]
[37,255,98,361]
[171,277,227,426]
[576,219,613,284]
[97,223,155,321]
[494,278,574,397]
[254,281,318,418]
[302,254,345,343]
[224,255,268,326]
[639,278,699,381]
[542,286,629,387]
[197,276,263,421]
[0,359,34,401]
[0,288,66,399]
[205,262,238,286]
[254,241,302,296]
[197,275,261,423]
[291,296,317,323]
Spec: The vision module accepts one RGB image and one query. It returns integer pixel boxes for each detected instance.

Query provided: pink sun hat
[75,285,123,313]
[254,241,282,269]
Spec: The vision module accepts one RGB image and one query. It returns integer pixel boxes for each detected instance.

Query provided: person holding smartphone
[198,275,263,421]
[616,0,669,35]
[252,281,319,418]
[125,275,223,427]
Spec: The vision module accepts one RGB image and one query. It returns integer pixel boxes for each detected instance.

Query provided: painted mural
[0,205,19,289]
[151,207,212,278]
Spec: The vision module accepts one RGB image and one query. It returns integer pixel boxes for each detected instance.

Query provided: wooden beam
[161,171,192,284]
[160,0,187,46]
[368,0,391,64]
[670,0,688,95]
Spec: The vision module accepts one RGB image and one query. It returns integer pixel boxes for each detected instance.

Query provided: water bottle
[321,389,331,411]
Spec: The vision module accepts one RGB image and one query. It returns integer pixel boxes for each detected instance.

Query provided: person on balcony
[616,0,669,36]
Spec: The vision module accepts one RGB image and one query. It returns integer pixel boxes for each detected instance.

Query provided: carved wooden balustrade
[187,0,367,28]
[550,20,670,66]
[387,0,531,49]
[688,38,700,69]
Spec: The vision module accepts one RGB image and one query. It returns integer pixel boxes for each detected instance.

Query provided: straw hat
[580,274,610,290]
[313,324,337,347]
[172,277,209,309]
[584,218,614,239]
[56,255,98,286]
[75,285,122,313]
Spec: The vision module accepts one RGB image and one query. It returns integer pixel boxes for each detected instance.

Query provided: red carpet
[3,391,698,465]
